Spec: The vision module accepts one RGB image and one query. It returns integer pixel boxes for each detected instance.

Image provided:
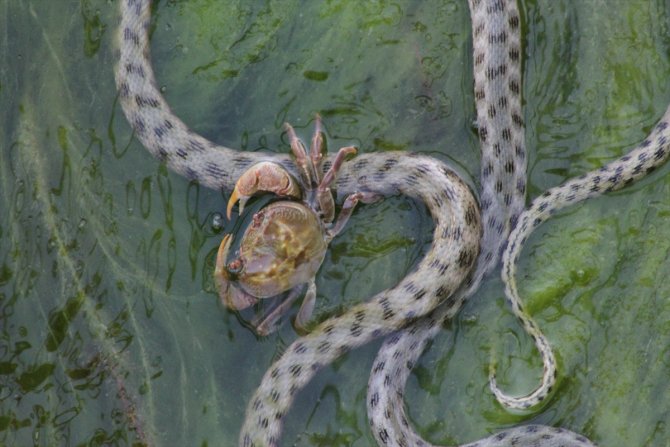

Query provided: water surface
[1,1,669,446]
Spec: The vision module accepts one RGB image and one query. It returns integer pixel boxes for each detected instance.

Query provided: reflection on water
[1,0,669,446]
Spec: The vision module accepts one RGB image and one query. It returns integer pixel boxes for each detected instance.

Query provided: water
[1,0,669,446]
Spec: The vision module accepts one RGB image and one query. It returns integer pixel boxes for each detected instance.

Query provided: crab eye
[226,258,244,277]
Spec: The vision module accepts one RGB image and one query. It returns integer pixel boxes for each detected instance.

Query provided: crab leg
[253,284,307,336]
[326,191,381,241]
[294,280,317,334]
[316,145,357,222]
[285,122,317,188]
[309,115,326,183]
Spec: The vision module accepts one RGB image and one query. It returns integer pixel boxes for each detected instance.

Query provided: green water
[1,0,669,446]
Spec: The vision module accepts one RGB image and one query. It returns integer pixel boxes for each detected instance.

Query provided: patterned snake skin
[115,0,670,446]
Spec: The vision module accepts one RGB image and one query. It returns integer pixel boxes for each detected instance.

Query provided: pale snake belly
[115,0,670,446]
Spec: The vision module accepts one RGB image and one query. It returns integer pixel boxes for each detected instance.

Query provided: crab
[215,117,377,335]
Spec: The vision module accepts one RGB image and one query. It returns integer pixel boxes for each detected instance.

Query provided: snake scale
[115,0,670,446]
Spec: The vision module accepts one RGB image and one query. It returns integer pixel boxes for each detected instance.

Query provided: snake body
[115,0,670,446]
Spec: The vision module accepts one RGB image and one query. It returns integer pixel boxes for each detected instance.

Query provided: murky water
[1,0,669,446]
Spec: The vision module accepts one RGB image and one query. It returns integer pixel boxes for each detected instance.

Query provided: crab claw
[214,234,234,290]
[215,234,258,311]
[226,161,302,219]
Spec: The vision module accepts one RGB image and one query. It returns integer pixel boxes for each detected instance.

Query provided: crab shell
[216,201,328,309]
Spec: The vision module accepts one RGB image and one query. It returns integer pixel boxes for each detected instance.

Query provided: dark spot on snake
[206,162,227,179]
[317,341,331,354]
[515,143,524,158]
[431,193,444,208]
[415,163,431,176]
[373,170,387,182]
[479,126,488,142]
[486,64,507,79]
[517,179,526,194]
[403,174,419,187]
[132,116,146,135]
[188,138,205,152]
[288,364,302,377]
[495,432,508,440]
[498,95,508,109]
[509,14,520,29]
[475,52,485,66]
[475,89,485,101]
[185,168,199,182]
[154,126,166,140]
[403,282,419,294]
[382,158,398,171]
[413,289,427,300]
[119,82,130,98]
[509,47,520,61]
[123,27,140,47]
[486,1,504,13]
[379,428,389,444]
[336,173,351,187]
[501,127,512,141]
[233,156,253,168]
[503,193,512,205]
[473,23,485,38]
[509,79,520,94]
[488,104,497,118]
[135,94,160,108]
[512,112,523,127]
[156,147,168,162]
[125,63,145,78]
[373,361,386,373]
[350,323,363,337]
[370,392,379,408]
[493,143,502,156]
[355,310,366,322]
[176,148,188,159]
[353,158,369,170]
[489,31,507,44]
[457,248,473,268]
[387,333,401,345]
[465,204,478,225]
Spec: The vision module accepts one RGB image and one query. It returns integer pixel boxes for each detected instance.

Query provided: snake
[115,0,670,446]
